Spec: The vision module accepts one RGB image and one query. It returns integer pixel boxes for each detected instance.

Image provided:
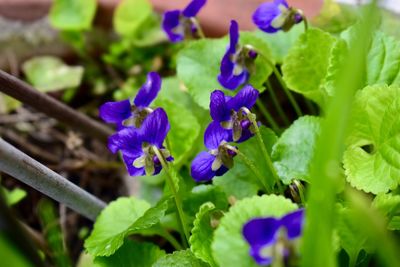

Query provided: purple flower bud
[240,119,251,130]
[248,49,258,59]
[153,155,161,165]
[294,12,303,24]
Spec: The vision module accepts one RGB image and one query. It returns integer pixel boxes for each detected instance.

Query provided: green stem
[255,100,280,133]
[231,147,272,193]
[247,113,284,192]
[265,80,290,126]
[153,147,190,248]
[304,97,317,115]
[302,15,309,32]
[259,53,303,117]
[192,18,206,39]
[158,226,184,251]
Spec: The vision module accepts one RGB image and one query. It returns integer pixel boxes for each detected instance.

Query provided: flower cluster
[243,209,305,265]
[162,0,207,42]
[99,72,172,176]
[191,84,260,182]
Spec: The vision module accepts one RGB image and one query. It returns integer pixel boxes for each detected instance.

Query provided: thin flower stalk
[255,99,280,133]
[245,109,283,192]
[265,80,290,126]
[153,146,190,247]
[229,146,272,193]
[259,53,303,117]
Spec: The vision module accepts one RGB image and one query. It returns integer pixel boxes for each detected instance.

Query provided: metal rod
[0,138,106,221]
[0,70,113,142]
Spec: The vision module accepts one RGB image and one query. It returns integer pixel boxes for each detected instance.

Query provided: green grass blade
[38,199,71,267]
[300,3,379,267]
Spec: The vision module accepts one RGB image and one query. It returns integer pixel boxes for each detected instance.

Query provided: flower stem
[259,53,303,117]
[231,147,272,193]
[265,80,290,126]
[302,15,309,32]
[153,146,190,248]
[255,100,280,133]
[157,225,184,250]
[192,18,206,39]
[246,113,284,193]
[304,97,317,115]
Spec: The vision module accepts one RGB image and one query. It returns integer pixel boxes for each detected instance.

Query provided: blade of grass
[0,191,44,266]
[0,70,113,143]
[0,138,106,221]
[300,3,379,267]
[38,199,71,267]
[345,188,400,267]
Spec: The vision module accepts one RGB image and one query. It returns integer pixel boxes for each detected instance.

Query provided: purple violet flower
[107,108,173,176]
[242,209,305,266]
[253,0,304,33]
[99,72,161,129]
[191,121,236,182]
[218,20,258,90]
[162,0,207,43]
[210,85,259,142]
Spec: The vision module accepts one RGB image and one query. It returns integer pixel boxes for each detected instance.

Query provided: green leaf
[272,116,322,184]
[373,193,400,217]
[94,240,165,267]
[388,216,400,230]
[282,28,337,106]
[37,199,71,267]
[153,250,209,267]
[322,39,348,97]
[176,38,227,109]
[312,1,358,34]
[0,236,32,267]
[183,185,228,217]
[0,94,21,114]
[190,202,217,267]
[49,0,97,31]
[343,85,400,194]
[212,195,298,267]
[85,197,169,256]
[157,77,194,110]
[254,24,303,63]
[113,0,152,37]
[214,126,278,199]
[365,31,400,86]
[1,187,26,206]
[153,98,200,166]
[22,56,84,92]
[336,207,374,266]
[372,193,400,231]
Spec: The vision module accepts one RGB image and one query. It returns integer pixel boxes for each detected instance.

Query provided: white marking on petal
[211,157,223,171]
[233,64,244,75]
[271,5,290,29]
[260,244,274,259]
[133,155,146,168]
